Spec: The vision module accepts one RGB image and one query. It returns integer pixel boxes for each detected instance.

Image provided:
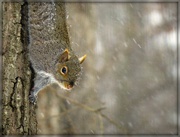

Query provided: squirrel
[27,3,86,104]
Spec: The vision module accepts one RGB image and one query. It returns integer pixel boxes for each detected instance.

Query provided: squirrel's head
[55,49,86,90]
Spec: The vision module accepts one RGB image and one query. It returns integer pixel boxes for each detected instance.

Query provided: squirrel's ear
[79,54,87,64]
[59,49,69,63]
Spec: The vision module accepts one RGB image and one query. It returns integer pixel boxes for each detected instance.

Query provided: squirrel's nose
[69,81,74,87]
[66,81,74,90]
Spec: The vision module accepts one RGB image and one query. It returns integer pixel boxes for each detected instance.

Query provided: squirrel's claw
[29,94,37,105]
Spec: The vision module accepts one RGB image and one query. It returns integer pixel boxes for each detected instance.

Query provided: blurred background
[36,2,177,134]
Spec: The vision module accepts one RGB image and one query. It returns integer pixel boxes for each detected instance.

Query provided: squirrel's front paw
[29,94,37,105]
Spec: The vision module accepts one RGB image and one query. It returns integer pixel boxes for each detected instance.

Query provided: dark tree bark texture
[2,2,37,135]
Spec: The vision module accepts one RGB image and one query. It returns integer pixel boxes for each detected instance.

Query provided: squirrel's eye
[61,66,68,75]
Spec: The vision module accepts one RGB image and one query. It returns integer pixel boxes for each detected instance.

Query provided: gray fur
[28,3,83,104]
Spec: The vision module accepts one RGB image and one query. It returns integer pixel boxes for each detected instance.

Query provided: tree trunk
[2,2,37,135]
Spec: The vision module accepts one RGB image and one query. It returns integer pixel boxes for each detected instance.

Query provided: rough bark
[2,2,37,135]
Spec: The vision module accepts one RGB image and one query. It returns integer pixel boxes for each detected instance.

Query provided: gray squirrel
[28,3,86,104]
